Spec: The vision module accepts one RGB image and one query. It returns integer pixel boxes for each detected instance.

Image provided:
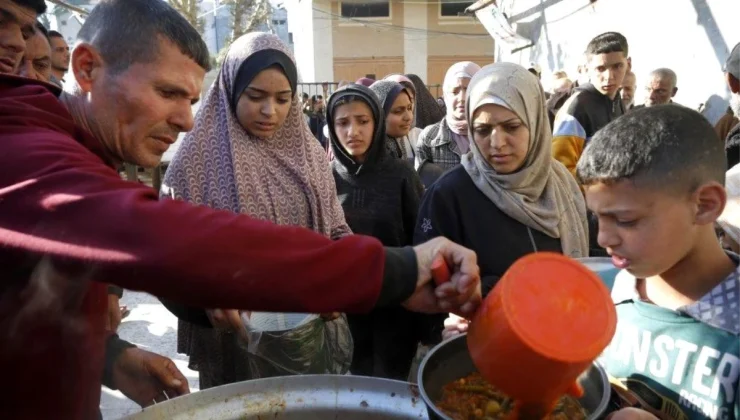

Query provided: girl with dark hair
[327,83,425,379]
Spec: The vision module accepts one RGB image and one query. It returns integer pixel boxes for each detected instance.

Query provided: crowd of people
[1,0,738,419]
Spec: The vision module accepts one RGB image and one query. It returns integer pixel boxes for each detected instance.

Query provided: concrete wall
[499,0,740,123]
[287,0,335,82]
[320,0,493,85]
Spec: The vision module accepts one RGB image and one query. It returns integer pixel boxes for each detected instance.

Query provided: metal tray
[123,375,429,419]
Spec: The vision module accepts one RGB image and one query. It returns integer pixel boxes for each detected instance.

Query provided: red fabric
[0,75,387,419]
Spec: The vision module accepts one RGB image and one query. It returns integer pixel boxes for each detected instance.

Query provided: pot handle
[431,255,451,286]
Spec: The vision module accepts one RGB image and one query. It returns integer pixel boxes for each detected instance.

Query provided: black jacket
[327,84,425,380]
[726,121,740,169]
[414,166,563,297]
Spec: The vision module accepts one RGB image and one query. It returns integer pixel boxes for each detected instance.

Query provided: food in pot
[435,373,587,420]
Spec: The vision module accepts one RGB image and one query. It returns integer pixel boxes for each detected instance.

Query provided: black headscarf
[230,48,297,112]
[405,74,445,129]
[327,84,388,175]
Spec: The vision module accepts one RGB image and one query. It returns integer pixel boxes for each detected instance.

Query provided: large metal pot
[417,334,611,420]
[123,375,428,419]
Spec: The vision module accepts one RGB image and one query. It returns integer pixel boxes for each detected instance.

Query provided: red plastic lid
[501,253,616,362]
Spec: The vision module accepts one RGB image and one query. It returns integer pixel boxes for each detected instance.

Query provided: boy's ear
[694,181,727,226]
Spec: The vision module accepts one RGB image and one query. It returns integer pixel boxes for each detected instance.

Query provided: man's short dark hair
[585,31,629,58]
[577,105,725,192]
[12,0,46,14]
[47,30,63,39]
[35,21,48,40]
[77,0,211,74]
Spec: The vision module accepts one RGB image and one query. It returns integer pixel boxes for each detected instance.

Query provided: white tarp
[471,1,533,52]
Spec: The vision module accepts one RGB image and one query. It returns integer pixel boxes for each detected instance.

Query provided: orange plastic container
[464,252,617,414]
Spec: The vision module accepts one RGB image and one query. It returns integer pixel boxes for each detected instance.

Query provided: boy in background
[577,105,739,420]
[553,31,629,177]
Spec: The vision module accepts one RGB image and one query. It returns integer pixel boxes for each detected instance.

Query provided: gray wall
[498,0,739,123]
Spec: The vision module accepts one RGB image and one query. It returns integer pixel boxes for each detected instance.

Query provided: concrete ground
[99,291,200,420]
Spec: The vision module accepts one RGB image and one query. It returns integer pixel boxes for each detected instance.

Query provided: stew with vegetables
[435,373,587,420]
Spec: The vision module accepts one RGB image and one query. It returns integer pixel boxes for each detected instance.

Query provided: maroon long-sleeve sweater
[0,75,418,419]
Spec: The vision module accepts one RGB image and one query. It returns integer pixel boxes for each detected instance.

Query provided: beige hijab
[462,62,588,257]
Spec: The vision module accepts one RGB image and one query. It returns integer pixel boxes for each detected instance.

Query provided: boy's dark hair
[48,30,63,39]
[77,0,211,74]
[577,105,725,192]
[12,0,46,14]
[585,31,629,57]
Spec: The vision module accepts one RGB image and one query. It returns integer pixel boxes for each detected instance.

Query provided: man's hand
[112,348,189,407]
[106,294,122,332]
[403,237,481,318]
[442,313,469,340]
[206,309,244,331]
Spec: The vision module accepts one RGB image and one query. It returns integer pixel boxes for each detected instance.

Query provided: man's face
[49,35,69,73]
[17,29,50,81]
[0,0,37,74]
[83,38,205,168]
[620,73,636,107]
[645,76,676,107]
[587,52,628,99]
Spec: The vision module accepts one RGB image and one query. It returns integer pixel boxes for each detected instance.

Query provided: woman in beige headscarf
[415,62,588,298]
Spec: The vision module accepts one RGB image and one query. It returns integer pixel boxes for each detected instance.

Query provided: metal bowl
[417,334,611,420]
[123,375,429,419]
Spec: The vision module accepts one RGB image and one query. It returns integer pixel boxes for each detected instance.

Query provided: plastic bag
[238,312,353,378]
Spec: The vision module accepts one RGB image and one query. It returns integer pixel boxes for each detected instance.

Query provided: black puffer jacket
[726,121,740,169]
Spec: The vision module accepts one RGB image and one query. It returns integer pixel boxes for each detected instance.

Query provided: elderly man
[643,67,678,107]
[620,71,636,110]
[16,21,50,81]
[0,0,482,418]
[725,42,740,168]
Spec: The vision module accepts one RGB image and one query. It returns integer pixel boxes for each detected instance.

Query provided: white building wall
[403,2,428,81]
[286,0,334,82]
[499,0,740,123]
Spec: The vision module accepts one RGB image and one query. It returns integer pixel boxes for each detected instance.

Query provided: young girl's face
[235,67,292,139]
[386,92,413,138]
[333,100,375,162]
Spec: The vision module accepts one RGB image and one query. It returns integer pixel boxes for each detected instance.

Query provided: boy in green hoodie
[577,105,739,420]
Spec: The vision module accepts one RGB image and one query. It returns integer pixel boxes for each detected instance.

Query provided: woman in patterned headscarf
[161,32,352,389]
[406,74,445,129]
[417,61,481,173]
[415,62,588,299]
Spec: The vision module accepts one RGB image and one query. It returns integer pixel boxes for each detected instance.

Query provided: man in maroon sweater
[0,1,482,418]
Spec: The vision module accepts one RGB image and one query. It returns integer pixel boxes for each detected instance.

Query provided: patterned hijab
[462,62,588,257]
[163,32,351,239]
[406,74,445,129]
[443,61,481,135]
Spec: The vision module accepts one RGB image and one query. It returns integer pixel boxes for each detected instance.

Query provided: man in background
[17,21,50,81]
[640,67,678,107]
[620,71,636,110]
[724,42,740,168]
[48,29,69,85]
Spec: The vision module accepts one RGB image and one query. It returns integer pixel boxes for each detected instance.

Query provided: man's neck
[52,68,66,82]
[58,91,122,168]
[642,231,735,310]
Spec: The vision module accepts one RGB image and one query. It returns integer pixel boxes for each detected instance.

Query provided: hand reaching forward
[403,237,481,318]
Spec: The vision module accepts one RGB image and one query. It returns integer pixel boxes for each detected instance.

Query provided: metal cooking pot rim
[417,333,611,420]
